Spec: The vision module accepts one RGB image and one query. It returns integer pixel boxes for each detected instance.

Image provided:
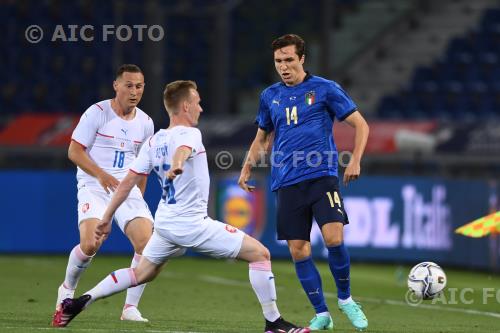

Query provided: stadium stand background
[1,0,499,176]
[1,0,499,270]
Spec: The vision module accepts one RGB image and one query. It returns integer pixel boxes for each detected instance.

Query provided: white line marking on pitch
[200,275,500,319]
[198,275,285,290]
[357,295,500,319]
[198,275,250,287]
[325,291,500,319]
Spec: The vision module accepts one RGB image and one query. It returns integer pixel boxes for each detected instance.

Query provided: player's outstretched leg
[52,257,163,327]
[239,235,310,333]
[327,243,367,331]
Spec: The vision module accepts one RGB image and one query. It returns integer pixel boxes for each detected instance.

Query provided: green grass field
[0,255,499,332]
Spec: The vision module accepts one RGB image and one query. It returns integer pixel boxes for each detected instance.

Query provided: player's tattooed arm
[342,111,369,186]
[239,128,271,192]
[68,140,120,194]
[166,146,192,180]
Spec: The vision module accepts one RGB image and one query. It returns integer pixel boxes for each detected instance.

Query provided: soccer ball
[407,262,447,299]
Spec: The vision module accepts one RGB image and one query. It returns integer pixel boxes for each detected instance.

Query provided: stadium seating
[1,0,114,115]
[377,7,500,119]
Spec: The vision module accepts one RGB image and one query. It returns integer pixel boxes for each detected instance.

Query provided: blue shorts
[276,176,349,241]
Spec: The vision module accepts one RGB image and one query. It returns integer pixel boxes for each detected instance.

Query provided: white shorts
[77,186,153,232]
[143,217,245,265]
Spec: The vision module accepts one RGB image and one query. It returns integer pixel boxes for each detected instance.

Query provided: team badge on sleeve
[305,91,315,105]
[82,203,90,213]
[225,224,238,233]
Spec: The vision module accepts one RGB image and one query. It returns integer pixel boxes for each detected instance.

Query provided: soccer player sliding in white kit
[51,80,310,333]
[52,64,154,325]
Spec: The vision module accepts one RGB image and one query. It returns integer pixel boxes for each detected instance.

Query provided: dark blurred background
[1,0,499,270]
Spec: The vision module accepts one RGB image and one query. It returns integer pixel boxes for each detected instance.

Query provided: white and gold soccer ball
[407,261,447,299]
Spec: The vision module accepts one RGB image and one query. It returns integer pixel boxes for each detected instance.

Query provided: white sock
[338,296,353,305]
[317,311,331,317]
[124,253,146,309]
[249,261,281,322]
[85,268,138,306]
[63,244,94,290]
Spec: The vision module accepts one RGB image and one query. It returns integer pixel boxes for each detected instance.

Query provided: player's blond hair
[163,80,198,115]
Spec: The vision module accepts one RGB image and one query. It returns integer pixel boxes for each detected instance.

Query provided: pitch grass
[0,255,499,333]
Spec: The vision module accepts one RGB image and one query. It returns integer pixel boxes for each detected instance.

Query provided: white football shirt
[130,126,209,222]
[72,99,154,189]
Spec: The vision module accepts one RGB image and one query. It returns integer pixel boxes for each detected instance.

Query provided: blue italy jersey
[255,74,357,191]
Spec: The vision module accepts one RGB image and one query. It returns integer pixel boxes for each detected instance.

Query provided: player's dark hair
[115,64,143,79]
[272,34,305,58]
[163,80,198,114]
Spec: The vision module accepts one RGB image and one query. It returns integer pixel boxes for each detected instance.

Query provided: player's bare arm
[166,146,192,180]
[96,171,144,241]
[238,128,272,192]
[137,174,148,196]
[68,140,120,194]
[342,111,369,186]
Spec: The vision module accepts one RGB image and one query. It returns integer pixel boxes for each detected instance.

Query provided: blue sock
[294,256,328,313]
[327,243,351,300]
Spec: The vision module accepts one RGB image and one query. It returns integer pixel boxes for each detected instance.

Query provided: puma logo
[308,288,320,296]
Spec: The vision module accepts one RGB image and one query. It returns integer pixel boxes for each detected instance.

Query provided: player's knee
[288,241,312,260]
[260,245,271,261]
[136,272,154,284]
[134,268,153,284]
[249,242,270,262]
[324,233,343,247]
[132,238,149,254]
[289,247,309,260]
[134,262,163,284]
[80,239,100,256]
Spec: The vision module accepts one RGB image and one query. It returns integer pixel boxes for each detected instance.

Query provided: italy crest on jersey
[305,91,315,105]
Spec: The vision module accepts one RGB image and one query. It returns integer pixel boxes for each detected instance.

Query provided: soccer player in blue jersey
[239,34,369,331]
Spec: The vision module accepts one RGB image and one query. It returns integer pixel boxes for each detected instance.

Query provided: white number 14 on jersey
[285,106,298,125]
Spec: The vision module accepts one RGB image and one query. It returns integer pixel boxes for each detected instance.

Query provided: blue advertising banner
[0,170,161,254]
[1,171,497,270]
[217,175,497,270]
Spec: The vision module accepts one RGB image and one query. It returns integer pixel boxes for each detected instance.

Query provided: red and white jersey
[72,99,154,189]
[130,126,209,222]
